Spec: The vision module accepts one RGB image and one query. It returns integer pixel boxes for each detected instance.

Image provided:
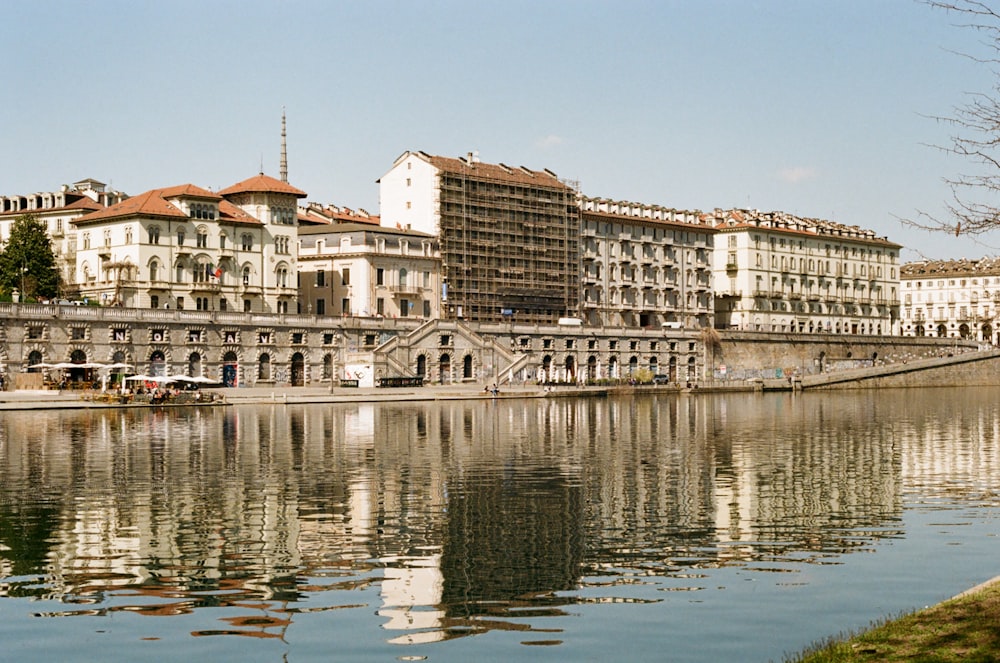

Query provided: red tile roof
[425,154,571,190]
[218,173,306,198]
[73,185,262,226]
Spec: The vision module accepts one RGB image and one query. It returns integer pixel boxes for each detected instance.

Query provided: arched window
[243,266,251,285]
[399,268,408,288]
[150,260,159,282]
[258,353,271,381]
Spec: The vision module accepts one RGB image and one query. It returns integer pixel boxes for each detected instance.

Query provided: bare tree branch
[904,1,1000,237]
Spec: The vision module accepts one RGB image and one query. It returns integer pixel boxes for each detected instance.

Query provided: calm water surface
[1,388,999,662]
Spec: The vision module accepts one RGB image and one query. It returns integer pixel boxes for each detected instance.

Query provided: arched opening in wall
[649,356,658,375]
[818,351,826,373]
[937,324,948,338]
[871,352,878,366]
[959,323,971,339]
[416,354,427,379]
[188,352,202,377]
[27,350,43,371]
[322,354,332,381]
[222,351,239,387]
[258,353,271,382]
[565,355,575,382]
[628,355,638,378]
[291,352,305,386]
[915,325,925,337]
[463,354,473,381]
[587,355,598,382]
[149,350,166,377]
[608,356,618,380]
[669,356,677,383]
[439,354,451,385]
[687,356,697,382]
[68,349,91,384]
[541,355,552,382]
[982,324,993,343]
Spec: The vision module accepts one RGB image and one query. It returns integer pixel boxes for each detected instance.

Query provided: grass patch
[787,577,1000,662]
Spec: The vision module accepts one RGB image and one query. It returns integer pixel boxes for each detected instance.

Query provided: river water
[1,388,999,662]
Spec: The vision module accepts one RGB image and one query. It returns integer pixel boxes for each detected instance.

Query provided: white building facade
[710,209,901,335]
[578,196,715,329]
[72,174,306,313]
[297,223,441,320]
[0,178,127,295]
[900,257,1000,343]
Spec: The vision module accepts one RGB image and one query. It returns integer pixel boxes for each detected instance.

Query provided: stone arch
[416,354,427,379]
[291,352,305,386]
[149,349,167,377]
[222,350,240,387]
[564,355,576,382]
[439,353,451,385]
[188,352,202,377]
[462,353,474,381]
[587,355,598,382]
[258,353,272,381]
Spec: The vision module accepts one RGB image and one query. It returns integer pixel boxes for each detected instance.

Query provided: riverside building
[709,209,901,335]
[578,196,715,329]
[0,178,128,295]
[297,222,441,320]
[72,173,306,313]
[900,257,1000,342]
[379,151,580,324]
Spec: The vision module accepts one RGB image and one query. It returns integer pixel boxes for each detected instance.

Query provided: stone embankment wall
[712,331,978,380]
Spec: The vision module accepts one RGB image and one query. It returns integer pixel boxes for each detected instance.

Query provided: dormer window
[190,203,217,220]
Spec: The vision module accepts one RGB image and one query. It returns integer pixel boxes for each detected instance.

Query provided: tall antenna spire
[280,107,288,183]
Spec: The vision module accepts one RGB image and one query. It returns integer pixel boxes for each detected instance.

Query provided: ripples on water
[1,388,999,662]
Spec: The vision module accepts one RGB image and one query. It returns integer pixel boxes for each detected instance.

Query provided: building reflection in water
[2,389,1000,644]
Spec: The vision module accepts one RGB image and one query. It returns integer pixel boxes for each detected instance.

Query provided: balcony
[390,284,425,296]
[189,281,221,294]
[788,292,802,300]
[241,283,263,295]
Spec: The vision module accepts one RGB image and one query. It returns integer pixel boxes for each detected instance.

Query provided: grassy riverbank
[788,577,1000,662]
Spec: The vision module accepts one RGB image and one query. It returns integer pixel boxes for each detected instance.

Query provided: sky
[2,0,998,262]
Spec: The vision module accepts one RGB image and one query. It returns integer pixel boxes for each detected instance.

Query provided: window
[219,299,227,311]
[243,299,251,312]
[188,330,202,343]
[241,233,253,251]
[71,327,86,340]
[150,261,159,281]
[316,299,325,315]
[176,297,184,310]
[177,229,185,245]
[148,226,160,244]
[242,266,251,285]
[82,232,91,250]
[400,298,410,317]
[219,234,226,249]
[376,298,385,315]
[342,267,350,286]
[316,270,326,287]
[376,268,384,286]
[196,230,207,248]
[151,295,159,309]
[277,267,289,288]
[342,298,350,315]
[423,300,431,317]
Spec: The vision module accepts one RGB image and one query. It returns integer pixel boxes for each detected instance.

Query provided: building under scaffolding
[380,151,580,324]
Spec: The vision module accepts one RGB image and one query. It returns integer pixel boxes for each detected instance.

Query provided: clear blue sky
[2,0,995,261]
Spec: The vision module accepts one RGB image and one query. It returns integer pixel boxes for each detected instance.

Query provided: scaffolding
[434,156,580,325]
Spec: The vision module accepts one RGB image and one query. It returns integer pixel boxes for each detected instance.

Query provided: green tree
[0,214,60,301]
